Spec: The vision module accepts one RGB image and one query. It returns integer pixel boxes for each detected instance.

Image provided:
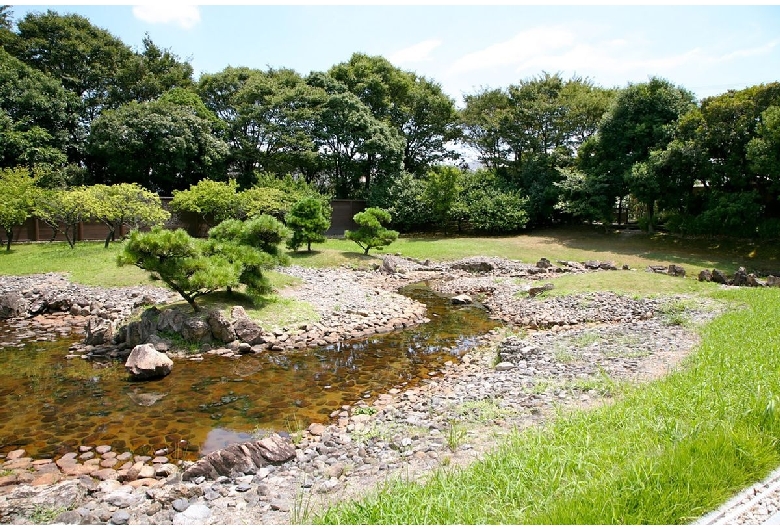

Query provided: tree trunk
[307,241,312,252]
[3,227,11,251]
[104,229,114,249]
[646,201,655,233]
[364,247,370,255]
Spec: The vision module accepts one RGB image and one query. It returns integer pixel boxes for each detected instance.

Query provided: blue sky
[9,3,780,105]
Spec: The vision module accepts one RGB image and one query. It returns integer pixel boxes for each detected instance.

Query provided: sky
[8,3,780,105]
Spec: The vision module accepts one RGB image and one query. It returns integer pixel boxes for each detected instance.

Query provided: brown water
[0,283,496,460]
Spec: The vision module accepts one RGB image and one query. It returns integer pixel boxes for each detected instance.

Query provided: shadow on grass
[536,225,780,274]
[163,289,271,314]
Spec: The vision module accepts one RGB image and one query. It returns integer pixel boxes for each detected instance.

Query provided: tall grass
[317,288,780,524]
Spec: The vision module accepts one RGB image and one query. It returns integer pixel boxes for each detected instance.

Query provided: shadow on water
[0,282,497,459]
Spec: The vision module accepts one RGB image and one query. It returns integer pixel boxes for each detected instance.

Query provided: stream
[0,283,496,460]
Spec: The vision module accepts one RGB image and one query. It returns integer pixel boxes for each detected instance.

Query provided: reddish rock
[128,477,159,488]
[100,458,118,468]
[138,465,156,479]
[31,472,61,486]
[6,449,25,460]
[3,458,33,470]
[308,423,326,436]
[91,468,118,481]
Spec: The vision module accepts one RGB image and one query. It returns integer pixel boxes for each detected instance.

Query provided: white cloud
[132,5,201,30]
[719,40,778,62]
[446,23,757,89]
[449,26,576,74]
[388,39,442,64]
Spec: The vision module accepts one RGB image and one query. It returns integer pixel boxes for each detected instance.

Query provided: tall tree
[10,10,134,122]
[329,53,460,175]
[112,34,194,104]
[0,166,37,250]
[307,71,404,198]
[0,48,78,168]
[86,99,229,194]
[580,77,696,228]
[461,73,614,225]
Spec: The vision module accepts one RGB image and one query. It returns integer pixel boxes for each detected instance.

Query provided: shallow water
[0,283,496,460]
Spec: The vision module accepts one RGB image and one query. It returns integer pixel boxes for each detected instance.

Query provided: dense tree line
[1,7,778,238]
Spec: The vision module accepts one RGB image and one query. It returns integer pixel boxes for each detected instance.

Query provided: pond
[0,283,496,461]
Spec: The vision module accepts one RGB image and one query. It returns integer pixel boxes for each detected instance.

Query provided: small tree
[117,227,241,312]
[285,197,330,252]
[0,166,37,250]
[88,183,170,248]
[345,207,399,255]
[207,215,291,296]
[32,186,92,249]
[169,178,240,230]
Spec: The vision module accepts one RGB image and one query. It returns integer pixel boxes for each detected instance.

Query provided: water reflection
[0,283,496,459]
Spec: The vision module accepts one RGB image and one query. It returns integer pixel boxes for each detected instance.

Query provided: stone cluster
[698,266,780,288]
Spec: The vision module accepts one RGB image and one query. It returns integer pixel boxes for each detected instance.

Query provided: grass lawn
[291,225,780,275]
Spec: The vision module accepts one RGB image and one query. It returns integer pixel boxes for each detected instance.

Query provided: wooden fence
[9,199,366,244]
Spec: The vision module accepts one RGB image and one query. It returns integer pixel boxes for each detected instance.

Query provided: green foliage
[0,48,77,168]
[206,215,290,298]
[367,171,433,232]
[0,166,38,250]
[329,53,460,175]
[118,227,239,311]
[31,186,93,248]
[464,187,529,233]
[238,173,329,221]
[456,169,529,233]
[345,207,399,255]
[86,183,170,247]
[86,100,228,195]
[423,166,461,231]
[285,196,330,252]
[169,178,240,229]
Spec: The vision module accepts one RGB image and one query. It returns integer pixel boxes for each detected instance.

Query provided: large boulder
[451,294,472,305]
[0,292,29,319]
[84,317,114,346]
[125,344,173,380]
[768,275,780,288]
[711,269,729,284]
[181,434,296,481]
[156,308,187,334]
[125,307,161,347]
[528,283,554,297]
[207,310,236,343]
[451,259,494,273]
[536,257,552,269]
[181,317,212,344]
[381,255,403,274]
[667,264,686,277]
[732,266,749,286]
[232,318,264,345]
[698,270,712,282]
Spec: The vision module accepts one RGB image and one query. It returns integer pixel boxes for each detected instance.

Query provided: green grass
[0,241,150,286]
[316,287,780,524]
